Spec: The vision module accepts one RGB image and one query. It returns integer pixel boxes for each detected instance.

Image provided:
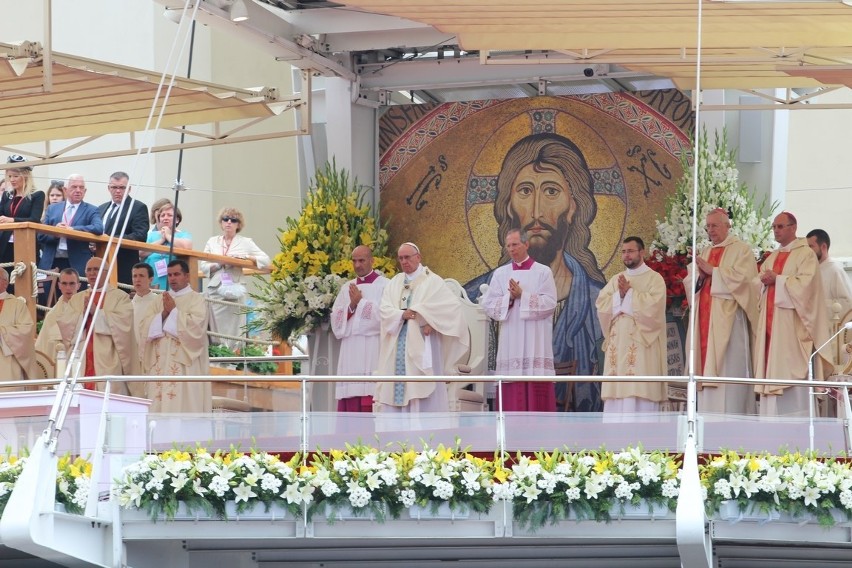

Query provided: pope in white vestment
[330,246,388,412]
[138,261,211,413]
[595,238,667,414]
[685,211,758,414]
[0,287,35,387]
[481,230,557,411]
[375,243,469,413]
[753,215,830,417]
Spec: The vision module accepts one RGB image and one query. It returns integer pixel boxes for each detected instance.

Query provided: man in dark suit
[38,174,103,292]
[98,171,149,288]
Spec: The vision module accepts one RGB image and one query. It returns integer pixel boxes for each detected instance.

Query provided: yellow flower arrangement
[251,161,397,342]
[0,450,93,517]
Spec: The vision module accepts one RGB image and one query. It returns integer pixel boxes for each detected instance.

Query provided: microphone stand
[808,321,852,450]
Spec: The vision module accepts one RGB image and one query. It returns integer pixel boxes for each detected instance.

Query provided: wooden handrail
[2,221,271,323]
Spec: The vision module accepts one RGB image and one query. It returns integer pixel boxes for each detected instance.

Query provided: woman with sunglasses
[0,155,46,291]
[200,207,270,349]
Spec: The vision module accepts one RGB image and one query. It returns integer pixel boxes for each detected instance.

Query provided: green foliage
[235,344,277,375]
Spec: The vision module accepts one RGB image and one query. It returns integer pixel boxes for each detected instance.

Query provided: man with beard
[806,229,851,331]
[465,133,605,411]
[595,236,667,414]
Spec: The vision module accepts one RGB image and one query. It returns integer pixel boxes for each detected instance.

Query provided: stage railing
[10,372,852,457]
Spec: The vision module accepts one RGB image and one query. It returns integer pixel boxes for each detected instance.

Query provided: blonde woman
[0,155,45,288]
[199,207,270,348]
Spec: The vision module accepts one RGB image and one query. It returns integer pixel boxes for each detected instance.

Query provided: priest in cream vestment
[685,209,758,414]
[63,258,136,396]
[0,269,34,387]
[375,243,469,413]
[753,213,830,417]
[35,267,80,365]
[137,260,211,413]
[595,237,667,414]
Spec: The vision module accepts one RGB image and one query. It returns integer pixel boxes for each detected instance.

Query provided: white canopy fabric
[339,0,852,90]
[0,43,282,147]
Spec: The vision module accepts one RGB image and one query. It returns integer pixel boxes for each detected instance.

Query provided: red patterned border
[379,99,504,187]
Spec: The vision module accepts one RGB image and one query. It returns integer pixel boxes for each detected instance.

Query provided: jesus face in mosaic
[494,133,602,284]
[508,162,577,266]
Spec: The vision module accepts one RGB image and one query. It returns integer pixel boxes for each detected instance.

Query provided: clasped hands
[617,274,632,298]
[695,256,714,277]
[402,308,432,335]
[348,282,362,310]
[161,291,176,320]
[508,278,523,300]
[759,269,777,286]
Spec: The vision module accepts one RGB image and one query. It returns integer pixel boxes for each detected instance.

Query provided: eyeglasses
[771,223,793,230]
[621,249,640,254]
[221,216,240,223]
[108,184,127,191]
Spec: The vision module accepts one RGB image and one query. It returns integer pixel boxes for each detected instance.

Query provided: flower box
[122,501,292,523]
[406,503,471,520]
[225,501,290,520]
[609,501,674,521]
[121,502,199,522]
[323,504,383,521]
[717,500,780,524]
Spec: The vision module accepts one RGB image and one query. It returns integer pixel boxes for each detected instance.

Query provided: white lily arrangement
[495,447,681,529]
[652,127,775,259]
[701,450,852,526]
[115,447,309,520]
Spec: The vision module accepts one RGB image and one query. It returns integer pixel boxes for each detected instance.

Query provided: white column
[324,77,379,207]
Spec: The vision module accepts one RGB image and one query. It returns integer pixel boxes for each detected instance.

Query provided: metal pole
[168,19,196,261]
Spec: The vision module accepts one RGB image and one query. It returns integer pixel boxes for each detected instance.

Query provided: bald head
[772,212,798,247]
[85,257,107,289]
[351,245,374,278]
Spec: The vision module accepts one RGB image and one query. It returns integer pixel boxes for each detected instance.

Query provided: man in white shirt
[330,245,388,412]
[38,175,103,291]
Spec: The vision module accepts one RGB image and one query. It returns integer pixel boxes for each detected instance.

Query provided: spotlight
[229,0,249,22]
[163,8,183,23]
[583,67,595,78]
